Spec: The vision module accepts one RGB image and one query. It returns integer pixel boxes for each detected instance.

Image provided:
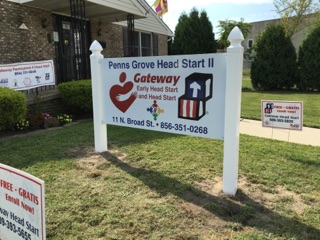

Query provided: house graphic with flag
[178,73,213,120]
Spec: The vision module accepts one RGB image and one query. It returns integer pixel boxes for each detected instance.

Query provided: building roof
[8,0,146,21]
[8,0,173,36]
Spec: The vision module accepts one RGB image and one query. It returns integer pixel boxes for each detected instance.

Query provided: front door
[54,15,91,84]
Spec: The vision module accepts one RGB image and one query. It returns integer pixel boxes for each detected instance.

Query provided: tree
[171,8,217,55]
[217,18,251,49]
[274,0,320,37]
[298,26,320,91]
[251,24,298,90]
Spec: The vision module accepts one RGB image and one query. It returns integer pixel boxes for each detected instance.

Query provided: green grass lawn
[241,76,320,128]
[0,121,319,239]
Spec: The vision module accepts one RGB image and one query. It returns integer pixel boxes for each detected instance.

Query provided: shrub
[58,80,92,113]
[251,24,298,90]
[298,26,320,91]
[0,88,26,130]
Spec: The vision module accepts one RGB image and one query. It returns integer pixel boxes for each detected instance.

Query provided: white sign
[91,26,245,195]
[261,100,303,130]
[0,164,46,240]
[0,60,55,90]
[102,54,226,140]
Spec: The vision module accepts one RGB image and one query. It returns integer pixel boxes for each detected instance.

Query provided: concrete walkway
[240,119,320,147]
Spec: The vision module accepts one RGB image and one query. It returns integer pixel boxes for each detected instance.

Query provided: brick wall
[90,20,125,57]
[158,34,168,56]
[0,0,55,64]
[27,97,71,116]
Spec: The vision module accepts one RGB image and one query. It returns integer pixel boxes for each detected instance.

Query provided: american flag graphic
[179,98,203,119]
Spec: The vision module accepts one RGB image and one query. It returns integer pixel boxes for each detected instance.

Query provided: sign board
[102,54,226,140]
[261,100,303,130]
[91,26,245,195]
[0,164,45,240]
[0,60,55,90]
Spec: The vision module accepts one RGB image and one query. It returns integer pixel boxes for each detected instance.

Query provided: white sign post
[90,42,108,153]
[222,28,244,195]
[90,27,244,195]
[0,164,46,240]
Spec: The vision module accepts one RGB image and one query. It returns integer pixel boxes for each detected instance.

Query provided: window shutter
[123,27,129,57]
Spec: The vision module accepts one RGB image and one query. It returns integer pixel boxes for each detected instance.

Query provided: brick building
[0,0,173,85]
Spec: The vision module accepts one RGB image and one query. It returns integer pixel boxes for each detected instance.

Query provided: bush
[0,88,26,130]
[298,26,320,91]
[251,24,298,90]
[58,80,92,113]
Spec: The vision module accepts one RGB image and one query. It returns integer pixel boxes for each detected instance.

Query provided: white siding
[87,0,145,17]
[114,7,173,36]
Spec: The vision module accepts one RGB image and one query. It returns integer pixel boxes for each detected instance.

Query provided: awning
[8,0,147,22]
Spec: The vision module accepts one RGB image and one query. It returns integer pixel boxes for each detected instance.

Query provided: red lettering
[0,179,13,191]
[286,106,299,110]
[18,188,39,205]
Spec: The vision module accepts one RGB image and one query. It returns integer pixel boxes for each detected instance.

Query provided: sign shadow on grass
[101,151,320,239]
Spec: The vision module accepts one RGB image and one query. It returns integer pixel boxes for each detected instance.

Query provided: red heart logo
[110,73,137,113]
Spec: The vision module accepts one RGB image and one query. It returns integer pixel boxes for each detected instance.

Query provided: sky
[146,0,280,34]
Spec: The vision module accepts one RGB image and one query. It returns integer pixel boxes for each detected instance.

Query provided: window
[133,32,152,56]
[141,32,151,56]
[123,28,158,57]
[247,39,254,49]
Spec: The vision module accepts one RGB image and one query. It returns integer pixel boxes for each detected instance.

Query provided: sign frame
[90,27,245,196]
